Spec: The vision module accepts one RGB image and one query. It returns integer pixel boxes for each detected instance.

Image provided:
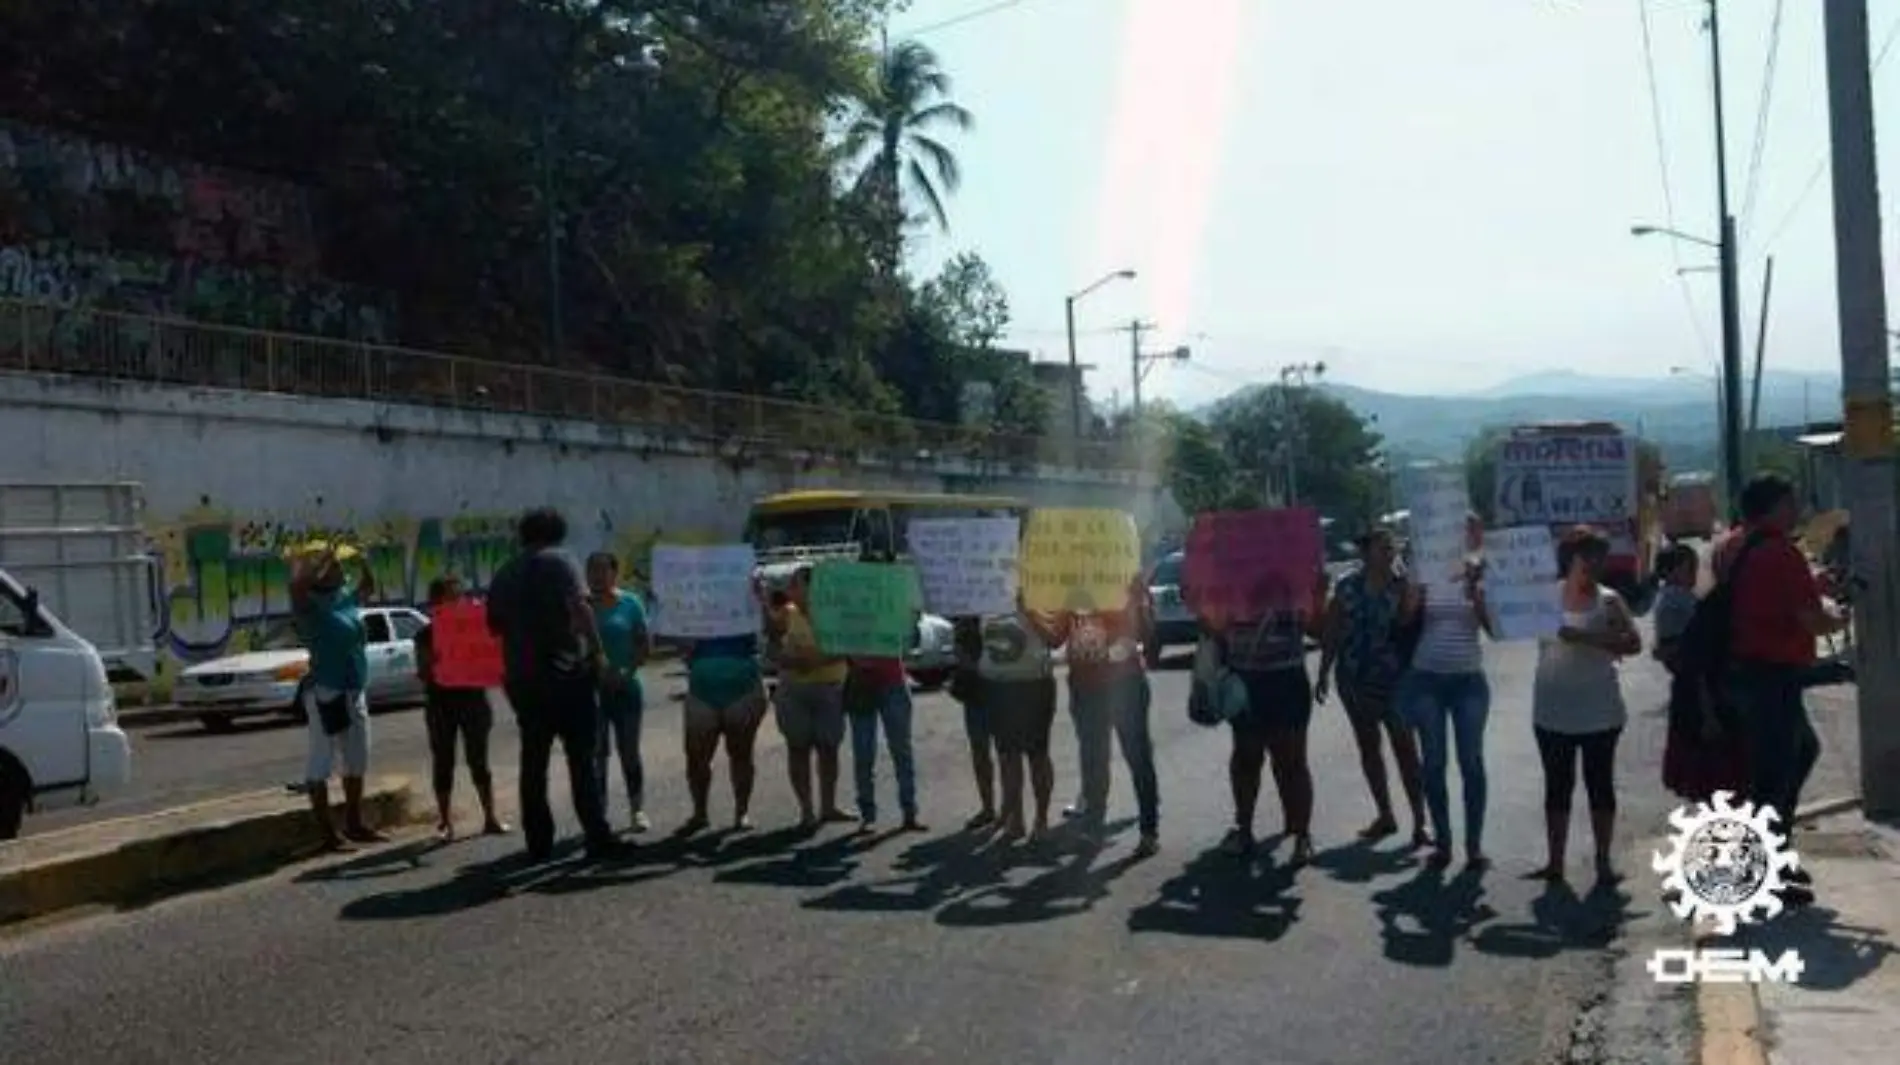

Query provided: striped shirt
[1412,594,1484,674]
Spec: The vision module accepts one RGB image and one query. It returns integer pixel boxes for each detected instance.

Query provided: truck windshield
[746,508,859,553]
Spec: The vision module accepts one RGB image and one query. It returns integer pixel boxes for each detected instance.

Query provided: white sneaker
[631,811,651,834]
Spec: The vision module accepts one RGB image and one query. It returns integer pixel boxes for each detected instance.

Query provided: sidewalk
[1715,812,1900,1064]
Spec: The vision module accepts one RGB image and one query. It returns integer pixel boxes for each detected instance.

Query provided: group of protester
[285,477,1845,907]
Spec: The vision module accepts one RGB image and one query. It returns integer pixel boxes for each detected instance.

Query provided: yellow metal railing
[0,299,1139,473]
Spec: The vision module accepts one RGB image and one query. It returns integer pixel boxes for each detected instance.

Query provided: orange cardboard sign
[431,599,504,689]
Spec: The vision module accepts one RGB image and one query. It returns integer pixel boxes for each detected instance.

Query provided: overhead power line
[1737,0,1785,238]
[1635,0,1716,363]
[899,0,1029,37]
[1758,7,1900,251]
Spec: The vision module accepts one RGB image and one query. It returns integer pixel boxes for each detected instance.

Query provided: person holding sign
[768,565,852,831]
[844,549,926,834]
[1029,576,1161,858]
[288,541,386,851]
[413,576,506,841]
[586,552,652,834]
[1198,566,1328,868]
[680,619,767,836]
[1316,529,1428,850]
[1395,512,1497,872]
[1528,527,1640,886]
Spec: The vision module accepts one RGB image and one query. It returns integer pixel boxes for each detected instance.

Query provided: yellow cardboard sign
[1019,508,1140,613]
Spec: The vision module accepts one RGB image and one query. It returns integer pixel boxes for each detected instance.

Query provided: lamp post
[1065,269,1137,439]
[1636,222,1745,507]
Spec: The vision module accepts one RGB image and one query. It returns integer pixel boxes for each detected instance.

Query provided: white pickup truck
[0,482,146,838]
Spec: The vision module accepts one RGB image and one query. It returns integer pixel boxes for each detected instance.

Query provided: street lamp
[1065,269,1137,439]
[1630,224,1720,250]
[1636,216,1746,507]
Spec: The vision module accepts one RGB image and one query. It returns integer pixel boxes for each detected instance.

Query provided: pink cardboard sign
[1183,508,1323,620]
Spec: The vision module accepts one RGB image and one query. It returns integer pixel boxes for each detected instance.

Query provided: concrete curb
[116,705,199,729]
[1794,795,1860,823]
[0,776,421,926]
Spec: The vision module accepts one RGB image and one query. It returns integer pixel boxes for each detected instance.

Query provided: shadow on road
[1311,839,1423,884]
[1739,904,1895,992]
[1470,879,1638,959]
[800,827,1011,914]
[1124,845,1302,941]
[295,838,448,883]
[1370,866,1497,967]
[331,826,812,920]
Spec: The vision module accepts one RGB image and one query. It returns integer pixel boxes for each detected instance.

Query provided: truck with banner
[1492,421,1660,606]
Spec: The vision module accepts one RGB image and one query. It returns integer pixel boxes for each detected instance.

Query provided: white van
[0,568,133,839]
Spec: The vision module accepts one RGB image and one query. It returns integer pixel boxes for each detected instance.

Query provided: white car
[175,607,429,732]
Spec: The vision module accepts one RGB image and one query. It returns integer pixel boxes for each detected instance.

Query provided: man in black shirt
[486,507,623,861]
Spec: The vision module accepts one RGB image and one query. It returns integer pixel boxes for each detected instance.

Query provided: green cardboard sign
[809,561,917,657]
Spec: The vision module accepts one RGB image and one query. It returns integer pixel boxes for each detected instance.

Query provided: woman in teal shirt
[586,553,650,833]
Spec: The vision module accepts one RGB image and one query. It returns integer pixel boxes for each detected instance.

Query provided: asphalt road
[1,643,1694,1065]
[29,666,713,837]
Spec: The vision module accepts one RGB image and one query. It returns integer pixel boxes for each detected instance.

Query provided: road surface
[1,642,1693,1064]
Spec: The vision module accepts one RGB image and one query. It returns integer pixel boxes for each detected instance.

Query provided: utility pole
[1126,319,1156,415]
[1748,256,1775,434]
[1822,0,1900,819]
[1707,0,1746,508]
[1278,362,1326,506]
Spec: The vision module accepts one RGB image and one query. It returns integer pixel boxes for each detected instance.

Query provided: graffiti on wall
[0,242,392,343]
[0,121,394,343]
[145,508,724,686]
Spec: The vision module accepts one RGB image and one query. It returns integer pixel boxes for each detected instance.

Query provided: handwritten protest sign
[649,544,758,638]
[1019,508,1140,614]
[908,516,1020,617]
[1403,466,1473,598]
[1184,508,1322,619]
[430,599,504,689]
[1481,525,1561,640]
[810,561,919,656]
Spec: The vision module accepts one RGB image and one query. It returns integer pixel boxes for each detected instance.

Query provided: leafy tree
[0,0,976,420]
[882,252,1043,436]
[1148,386,1381,528]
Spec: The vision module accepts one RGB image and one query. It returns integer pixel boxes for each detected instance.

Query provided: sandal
[1289,835,1315,868]
[1358,817,1398,841]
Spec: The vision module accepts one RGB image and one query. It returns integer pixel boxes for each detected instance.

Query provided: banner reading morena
[1494,432,1637,528]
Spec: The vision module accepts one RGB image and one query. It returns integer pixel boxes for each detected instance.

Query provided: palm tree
[845,39,973,235]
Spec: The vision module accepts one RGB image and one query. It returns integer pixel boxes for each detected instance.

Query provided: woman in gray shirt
[1529,527,1640,885]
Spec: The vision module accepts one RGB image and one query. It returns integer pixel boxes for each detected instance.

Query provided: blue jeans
[1398,670,1489,854]
[1070,672,1160,836]
[848,684,918,821]
[595,685,645,816]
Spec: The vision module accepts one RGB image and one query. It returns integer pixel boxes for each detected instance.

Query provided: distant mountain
[1196,369,1840,470]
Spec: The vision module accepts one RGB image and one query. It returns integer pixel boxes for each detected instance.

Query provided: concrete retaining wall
[0,373,1177,683]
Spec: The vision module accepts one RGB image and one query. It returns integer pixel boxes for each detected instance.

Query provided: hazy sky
[886,0,1899,409]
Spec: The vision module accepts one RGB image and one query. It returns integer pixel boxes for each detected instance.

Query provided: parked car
[0,567,134,839]
[174,607,429,732]
[1143,551,1197,667]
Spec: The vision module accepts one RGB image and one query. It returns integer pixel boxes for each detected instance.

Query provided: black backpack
[1674,533,1767,689]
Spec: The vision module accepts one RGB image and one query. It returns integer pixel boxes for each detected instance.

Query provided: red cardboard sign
[1183,508,1324,621]
[431,599,504,689]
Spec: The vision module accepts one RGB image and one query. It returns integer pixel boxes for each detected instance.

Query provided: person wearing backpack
[1718,476,1847,896]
